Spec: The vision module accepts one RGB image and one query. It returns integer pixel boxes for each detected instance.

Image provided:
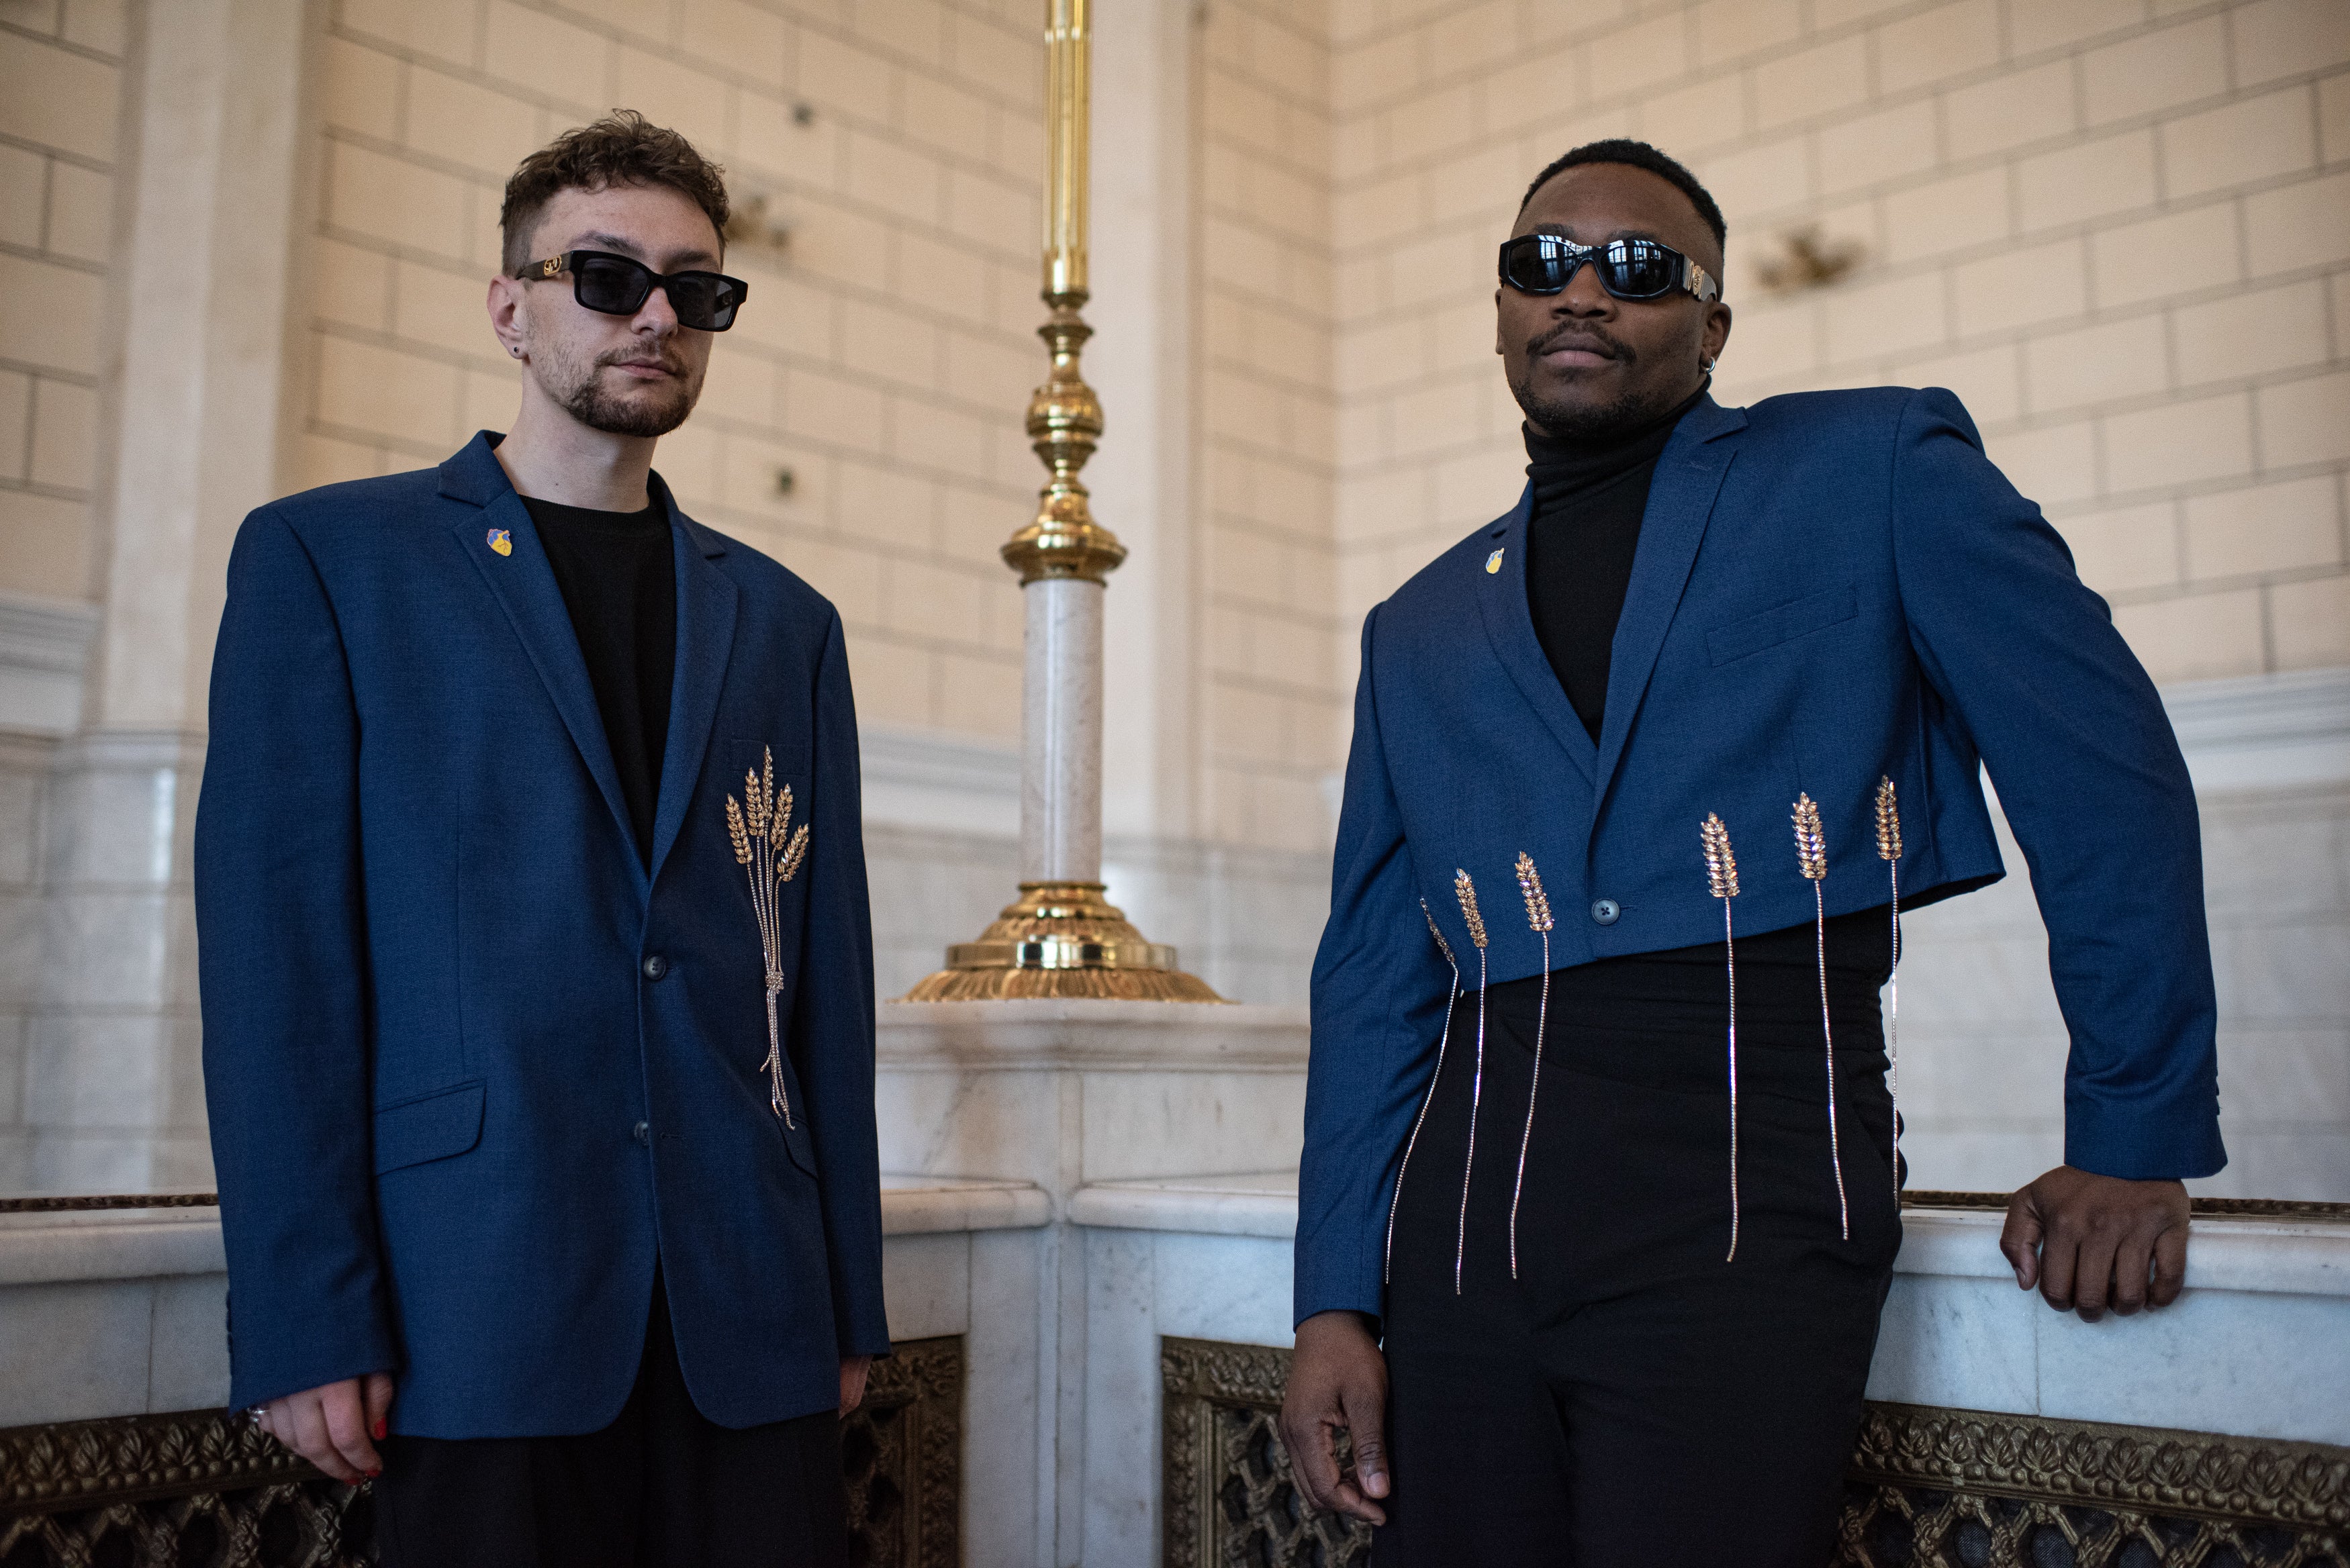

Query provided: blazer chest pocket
[374,1081,485,1175]
[1707,585,1859,666]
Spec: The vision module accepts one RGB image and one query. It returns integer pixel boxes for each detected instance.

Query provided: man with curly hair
[197,113,884,1565]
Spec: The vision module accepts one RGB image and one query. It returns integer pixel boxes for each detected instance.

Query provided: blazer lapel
[1590,397,1748,804]
[647,500,738,884]
[1474,486,1599,787]
[444,454,639,872]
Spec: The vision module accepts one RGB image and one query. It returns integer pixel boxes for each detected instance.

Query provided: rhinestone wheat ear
[1386,899,1463,1285]
[1877,777,1905,1204]
[1452,869,1489,1295]
[1793,793,1848,1241]
[1507,853,1554,1279]
[1701,814,1742,1262]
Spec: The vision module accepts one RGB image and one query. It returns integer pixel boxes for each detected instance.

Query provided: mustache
[597,348,687,374]
[1527,322,1632,362]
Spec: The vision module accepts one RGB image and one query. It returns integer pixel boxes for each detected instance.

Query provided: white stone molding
[878,1173,1053,1236]
[859,725,1022,836]
[2162,665,2350,793]
[877,998,1309,1071]
[0,594,99,738]
[1066,1173,1298,1238]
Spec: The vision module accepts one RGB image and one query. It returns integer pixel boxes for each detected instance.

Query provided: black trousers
[1374,967,1902,1567]
[375,1275,851,1568]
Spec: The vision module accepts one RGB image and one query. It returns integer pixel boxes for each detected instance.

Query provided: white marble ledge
[878,999,1309,1071]
[878,1174,1051,1235]
[1068,1172,1300,1238]
[0,1212,227,1286]
[0,1182,1051,1283]
[1897,1207,2350,1297]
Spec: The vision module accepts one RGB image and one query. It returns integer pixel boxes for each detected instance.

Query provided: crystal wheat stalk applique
[724,747,812,1128]
[1508,852,1554,1280]
[1701,814,1741,1263]
[1877,777,1905,1205]
[1793,793,1849,1240]
[1386,899,1463,1285]
[1452,868,1490,1295]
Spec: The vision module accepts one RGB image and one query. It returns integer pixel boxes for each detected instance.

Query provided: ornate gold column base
[900,882,1224,1002]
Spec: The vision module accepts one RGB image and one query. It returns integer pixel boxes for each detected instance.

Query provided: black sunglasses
[522,250,749,331]
[1498,234,1720,303]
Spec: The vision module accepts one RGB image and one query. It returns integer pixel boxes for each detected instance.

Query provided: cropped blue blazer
[196,433,889,1434]
[1295,388,2226,1328]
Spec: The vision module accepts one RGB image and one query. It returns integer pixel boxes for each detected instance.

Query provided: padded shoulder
[264,464,448,532]
[690,518,843,632]
[1739,384,1925,442]
[1382,497,1526,620]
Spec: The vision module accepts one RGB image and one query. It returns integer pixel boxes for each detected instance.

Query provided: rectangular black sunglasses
[1498,234,1720,303]
[522,250,749,331]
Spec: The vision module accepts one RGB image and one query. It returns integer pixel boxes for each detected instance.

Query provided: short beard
[1511,374,1671,441]
[538,341,703,439]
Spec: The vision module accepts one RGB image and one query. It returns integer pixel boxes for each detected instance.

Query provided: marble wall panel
[147,1271,232,1411]
[881,1230,972,1341]
[964,1228,1047,1567]
[1865,1271,2039,1412]
[1149,1232,1294,1346]
[0,1276,154,1426]
[2034,1287,2350,1445]
[1076,1072,1307,1185]
[1079,1228,1160,1568]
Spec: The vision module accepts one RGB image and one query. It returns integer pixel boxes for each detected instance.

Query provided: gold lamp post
[903,0,1220,1003]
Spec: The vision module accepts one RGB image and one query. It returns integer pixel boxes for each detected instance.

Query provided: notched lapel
[647,515,739,883]
[1473,488,1599,785]
[451,491,640,873]
[1591,401,1748,802]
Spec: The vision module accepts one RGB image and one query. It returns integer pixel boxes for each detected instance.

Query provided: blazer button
[641,954,669,981]
[1590,899,1621,926]
[632,1121,651,1145]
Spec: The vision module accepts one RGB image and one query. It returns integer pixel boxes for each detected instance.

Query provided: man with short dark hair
[1279,139,2222,1563]
[197,112,885,1565]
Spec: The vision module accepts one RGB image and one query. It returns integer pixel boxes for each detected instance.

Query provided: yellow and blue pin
[487,528,512,556]
[1485,548,1504,574]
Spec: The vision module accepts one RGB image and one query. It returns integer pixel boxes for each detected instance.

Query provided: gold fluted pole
[902,0,1221,1003]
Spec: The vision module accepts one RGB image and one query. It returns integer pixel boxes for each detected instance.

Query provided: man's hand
[2001,1165,2191,1321]
[1276,1311,1391,1526]
[254,1373,395,1483]
[839,1355,873,1415]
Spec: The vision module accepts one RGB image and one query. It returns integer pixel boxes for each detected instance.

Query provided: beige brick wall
[1198,0,1347,850]
[1327,0,2350,689]
[294,0,1050,742]
[0,0,125,603]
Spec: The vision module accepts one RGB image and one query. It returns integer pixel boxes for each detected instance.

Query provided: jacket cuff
[2063,1106,2228,1181]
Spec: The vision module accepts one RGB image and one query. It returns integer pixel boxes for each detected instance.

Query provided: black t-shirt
[523,495,677,867]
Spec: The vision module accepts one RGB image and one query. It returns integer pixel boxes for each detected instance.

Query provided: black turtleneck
[1522,383,1709,741]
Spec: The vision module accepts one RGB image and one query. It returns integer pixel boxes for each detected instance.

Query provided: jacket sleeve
[788,609,890,1358]
[195,507,399,1409]
[1296,603,1458,1327]
[1890,387,2224,1179]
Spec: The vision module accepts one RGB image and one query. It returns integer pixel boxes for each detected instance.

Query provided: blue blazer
[196,433,888,1435]
[1295,388,2226,1327]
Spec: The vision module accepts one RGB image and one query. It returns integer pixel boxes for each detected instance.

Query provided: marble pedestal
[876,997,1308,1565]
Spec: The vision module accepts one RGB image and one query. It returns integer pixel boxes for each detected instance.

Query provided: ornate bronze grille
[0,1337,963,1567]
[1162,1338,2350,1568]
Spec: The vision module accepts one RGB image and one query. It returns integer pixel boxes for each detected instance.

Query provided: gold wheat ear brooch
[724,747,811,1126]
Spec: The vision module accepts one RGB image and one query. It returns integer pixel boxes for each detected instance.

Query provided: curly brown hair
[499,110,731,276]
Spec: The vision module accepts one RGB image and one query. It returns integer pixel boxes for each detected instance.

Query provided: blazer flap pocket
[1707,585,1859,666]
[373,1081,485,1175]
